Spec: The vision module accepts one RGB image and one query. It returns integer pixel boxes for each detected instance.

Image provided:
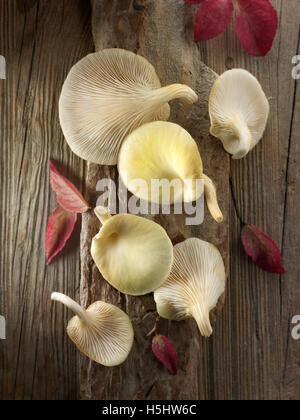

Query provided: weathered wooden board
[80,0,230,400]
[0,0,93,400]
[196,0,300,400]
[1,0,299,401]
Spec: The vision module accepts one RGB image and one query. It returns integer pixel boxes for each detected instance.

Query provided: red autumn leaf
[184,0,205,4]
[152,334,178,375]
[234,0,278,56]
[193,0,234,42]
[187,0,278,57]
[241,224,286,274]
[50,160,89,213]
[45,206,77,265]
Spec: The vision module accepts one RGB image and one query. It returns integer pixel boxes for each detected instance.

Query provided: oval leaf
[241,224,285,274]
[152,334,178,375]
[50,160,89,213]
[194,0,234,42]
[234,0,278,56]
[46,206,77,265]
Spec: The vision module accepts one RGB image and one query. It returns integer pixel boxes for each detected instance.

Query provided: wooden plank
[280,35,300,400]
[1,0,298,401]
[80,0,230,400]
[196,0,300,400]
[0,0,93,400]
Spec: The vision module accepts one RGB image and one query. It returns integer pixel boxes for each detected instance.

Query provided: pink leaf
[184,0,205,4]
[46,206,77,265]
[234,0,278,56]
[50,160,89,213]
[194,0,234,42]
[152,334,178,375]
[241,224,286,274]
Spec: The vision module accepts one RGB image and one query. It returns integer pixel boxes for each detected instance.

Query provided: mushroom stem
[51,292,89,324]
[192,305,213,338]
[94,206,112,225]
[158,84,198,105]
[202,174,223,223]
[231,119,252,160]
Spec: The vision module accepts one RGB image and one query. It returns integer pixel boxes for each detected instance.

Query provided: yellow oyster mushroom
[91,207,174,296]
[118,121,223,223]
[59,49,198,165]
[51,292,134,366]
[154,238,226,338]
[209,69,270,159]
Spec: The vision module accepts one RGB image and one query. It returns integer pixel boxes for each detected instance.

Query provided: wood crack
[279,27,300,315]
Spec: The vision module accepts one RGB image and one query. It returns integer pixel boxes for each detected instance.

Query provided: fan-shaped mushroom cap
[209,69,270,159]
[91,207,174,296]
[59,49,198,165]
[154,238,226,338]
[51,293,134,366]
[118,121,223,223]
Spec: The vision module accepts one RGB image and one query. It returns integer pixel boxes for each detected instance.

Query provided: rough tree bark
[80,0,230,400]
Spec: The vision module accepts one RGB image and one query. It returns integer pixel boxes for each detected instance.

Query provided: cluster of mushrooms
[52,49,270,367]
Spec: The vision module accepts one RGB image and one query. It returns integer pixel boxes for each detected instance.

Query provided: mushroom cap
[209,69,270,159]
[118,121,204,205]
[154,238,226,337]
[91,213,174,296]
[59,49,179,165]
[51,293,134,367]
[67,301,133,366]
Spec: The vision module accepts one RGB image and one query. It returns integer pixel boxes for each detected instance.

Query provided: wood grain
[0,0,93,400]
[1,0,299,401]
[196,0,300,400]
[80,0,230,400]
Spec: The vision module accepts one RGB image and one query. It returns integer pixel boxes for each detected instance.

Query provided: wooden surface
[80,0,230,400]
[0,0,299,400]
[0,0,93,400]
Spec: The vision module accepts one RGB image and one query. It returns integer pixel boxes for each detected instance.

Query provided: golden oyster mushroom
[118,121,223,223]
[91,207,174,296]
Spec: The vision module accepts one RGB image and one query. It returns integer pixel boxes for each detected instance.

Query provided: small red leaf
[234,0,278,56]
[241,224,286,274]
[152,334,178,375]
[46,206,77,265]
[50,160,89,213]
[194,0,234,42]
[184,0,205,4]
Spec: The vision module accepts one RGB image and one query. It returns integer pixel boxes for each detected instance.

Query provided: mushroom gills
[154,238,226,338]
[59,49,198,165]
[51,292,134,366]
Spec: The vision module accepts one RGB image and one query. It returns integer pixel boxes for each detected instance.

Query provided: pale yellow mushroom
[59,49,198,165]
[118,121,223,223]
[91,207,174,296]
[209,69,270,159]
[154,238,226,338]
[51,292,134,366]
